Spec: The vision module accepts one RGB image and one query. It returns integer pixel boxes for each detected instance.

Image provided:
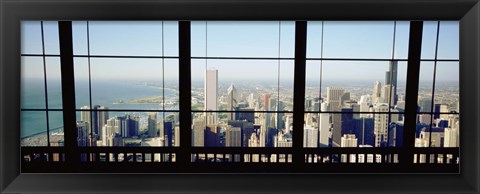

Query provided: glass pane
[21,57,46,109]
[415,114,433,147]
[45,57,63,109]
[418,62,435,113]
[89,21,165,56]
[74,57,91,109]
[191,21,294,58]
[163,21,179,57]
[192,59,292,112]
[21,21,43,54]
[439,114,460,147]
[76,110,178,147]
[414,113,455,148]
[192,112,291,148]
[434,62,459,113]
[89,58,178,110]
[421,21,439,60]
[305,60,322,111]
[306,21,323,58]
[322,21,394,59]
[72,21,88,55]
[21,111,47,146]
[42,21,60,55]
[48,111,64,146]
[393,21,410,60]
[321,60,401,113]
[437,21,459,60]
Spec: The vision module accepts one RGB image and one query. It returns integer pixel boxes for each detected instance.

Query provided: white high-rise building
[444,125,459,147]
[226,84,238,120]
[372,81,382,105]
[341,134,358,163]
[205,69,218,123]
[319,102,330,147]
[341,134,358,147]
[374,103,389,147]
[381,84,395,105]
[303,125,318,148]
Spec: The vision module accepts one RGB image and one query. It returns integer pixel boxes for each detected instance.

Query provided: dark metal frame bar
[58,21,79,164]
[402,21,424,167]
[292,21,307,164]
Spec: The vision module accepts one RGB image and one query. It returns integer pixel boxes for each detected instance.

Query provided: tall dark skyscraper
[385,61,398,105]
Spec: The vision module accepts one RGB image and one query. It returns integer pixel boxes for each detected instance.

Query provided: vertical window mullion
[58,21,79,163]
[178,21,192,166]
[40,21,51,147]
[402,21,423,166]
[292,21,307,166]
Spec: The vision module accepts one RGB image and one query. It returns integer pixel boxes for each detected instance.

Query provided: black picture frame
[1,0,479,193]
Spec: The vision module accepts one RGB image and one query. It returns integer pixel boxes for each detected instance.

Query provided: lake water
[21,78,178,138]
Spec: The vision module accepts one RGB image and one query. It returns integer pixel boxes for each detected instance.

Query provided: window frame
[1,0,478,193]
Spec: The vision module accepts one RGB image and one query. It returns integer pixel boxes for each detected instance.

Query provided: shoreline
[21,127,63,140]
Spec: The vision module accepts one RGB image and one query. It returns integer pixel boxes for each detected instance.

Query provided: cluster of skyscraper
[304,61,460,152]
[74,61,459,163]
[77,106,179,148]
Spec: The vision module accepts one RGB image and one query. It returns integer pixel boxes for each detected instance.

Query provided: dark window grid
[20,21,460,171]
[20,54,461,63]
[78,21,173,143]
[29,21,55,147]
[417,111,459,115]
[191,110,292,113]
[308,21,399,146]
[427,21,452,148]
[304,111,403,114]
[75,109,179,112]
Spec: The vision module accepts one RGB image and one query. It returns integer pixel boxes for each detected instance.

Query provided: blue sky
[21,20,459,83]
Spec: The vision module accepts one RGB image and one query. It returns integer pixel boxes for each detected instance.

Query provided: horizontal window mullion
[74,109,179,112]
[21,54,61,57]
[306,58,408,61]
[192,56,294,60]
[21,108,63,111]
[191,110,293,113]
[72,55,179,59]
[417,112,459,114]
[304,111,403,114]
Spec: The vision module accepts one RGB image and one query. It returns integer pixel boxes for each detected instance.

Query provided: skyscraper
[76,121,90,147]
[192,116,205,147]
[381,84,395,106]
[303,125,318,148]
[374,103,389,147]
[205,69,218,123]
[319,102,330,147]
[276,101,284,130]
[148,112,157,137]
[80,105,109,140]
[387,61,398,105]
[326,87,345,112]
[227,84,238,120]
[226,126,242,147]
[372,81,382,105]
